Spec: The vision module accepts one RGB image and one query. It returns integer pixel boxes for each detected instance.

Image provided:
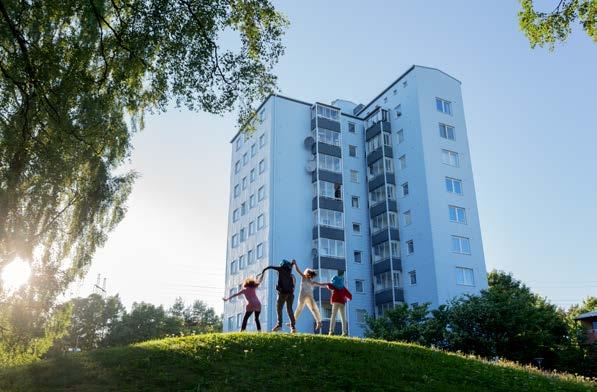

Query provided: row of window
[235,130,266,151]
[234,156,266,177]
[233,160,266,198]
[229,243,265,274]
[231,215,266,248]
[232,186,266,221]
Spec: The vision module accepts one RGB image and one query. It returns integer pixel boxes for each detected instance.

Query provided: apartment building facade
[223,65,488,336]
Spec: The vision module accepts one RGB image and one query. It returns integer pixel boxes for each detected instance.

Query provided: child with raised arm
[223,275,262,332]
[261,259,296,332]
[292,260,325,331]
[325,275,352,336]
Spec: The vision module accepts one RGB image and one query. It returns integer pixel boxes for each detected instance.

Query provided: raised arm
[292,260,306,279]
[313,281,328,287]
[261,266,277,276]
[223,289,244,302]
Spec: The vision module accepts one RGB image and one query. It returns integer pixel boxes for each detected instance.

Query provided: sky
[75,1,597,314]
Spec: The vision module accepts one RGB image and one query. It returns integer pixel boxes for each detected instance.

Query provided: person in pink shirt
[223,276,263,332]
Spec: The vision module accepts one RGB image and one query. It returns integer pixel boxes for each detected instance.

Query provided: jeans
[276,292,295,327]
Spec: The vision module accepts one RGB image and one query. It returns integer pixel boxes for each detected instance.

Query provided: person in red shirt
[325,275,352,336]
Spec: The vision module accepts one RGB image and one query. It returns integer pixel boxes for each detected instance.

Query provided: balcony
[312,225,345,241]
[312,196,343,212]
[311,116,341,132]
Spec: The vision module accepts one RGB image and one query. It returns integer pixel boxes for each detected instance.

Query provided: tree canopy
[518,0,597,49]
[0,0,286,364]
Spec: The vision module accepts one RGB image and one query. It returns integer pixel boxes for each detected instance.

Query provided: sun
[1,258,31,293]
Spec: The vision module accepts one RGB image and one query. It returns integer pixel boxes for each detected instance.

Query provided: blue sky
[79,1,597,312]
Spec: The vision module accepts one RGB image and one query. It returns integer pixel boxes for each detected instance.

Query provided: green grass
[0,333,594,391]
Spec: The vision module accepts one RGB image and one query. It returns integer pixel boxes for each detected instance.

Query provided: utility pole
[93,274,107,298]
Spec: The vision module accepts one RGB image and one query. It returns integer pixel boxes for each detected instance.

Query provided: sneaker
[341,333,348,337]
[272,325,281,332]
[290,327,297,333]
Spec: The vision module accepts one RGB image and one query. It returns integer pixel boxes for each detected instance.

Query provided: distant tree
[0,0,286,363]
[169,297,222,334]
[518,0,597,50]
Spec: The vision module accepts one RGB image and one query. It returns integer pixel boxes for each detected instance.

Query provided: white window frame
[257,214,265,230]
[397,129,404,143]
[399,154,406,170]
[439,123,455,140]
[456,266,475,286]
[348,122,356,133]
[258,186,265,201]
[351,196,359,208]
[350,170,359,183]
[349,144,357,157]
[436,97,452,115]
[355,279,365,293]
[441,149,460,167]
[400,182,409,197]
[408,270,417,285]
[403,210,411,226]
[259,159,265,173]
[352,222,361,234]
[406,240,414,255]
[445,177,463,195]
[451,235,471,255]
[354,250,362,263]
[449,205,467,224]
[256,243,264,258]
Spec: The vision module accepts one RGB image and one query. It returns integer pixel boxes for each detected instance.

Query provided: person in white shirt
[291,259,326,331]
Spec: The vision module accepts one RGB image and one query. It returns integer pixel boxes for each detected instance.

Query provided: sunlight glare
[1,258,31,293]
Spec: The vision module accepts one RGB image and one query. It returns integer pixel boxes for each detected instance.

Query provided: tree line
[365,271,596,377]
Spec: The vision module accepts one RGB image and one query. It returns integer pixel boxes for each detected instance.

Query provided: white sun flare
[1,258,31,293]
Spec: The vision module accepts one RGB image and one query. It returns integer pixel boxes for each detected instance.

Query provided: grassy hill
[0,333,594,391]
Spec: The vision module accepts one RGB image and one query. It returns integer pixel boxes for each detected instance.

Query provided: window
[372,240,399,262]
[319,268,340,284]
[229,288,236,303]
[456,267,475,286]
[375,271,392,292]
[441,149,459,167]
[251,144,257,157]
[257,214,265,229]
[383,132,392,147]
[403,80,408,88]
[258,186,265,201]
[259,159,265,173]
[242,177,247,190]
[259,134,265,147]
[239,255,246,270]
[241,202,247,216]
[403,210,411,226]
[243,153,249,166]
[236,313,243,329]
[377,303,393,316]
[400,182,409,197]
[235,138,242,151]
[349,145,357,157]
[354,251,362,263]
[393,271,402,288]
[316,105,340,120]
[351,196,359,208]
[230,260,238,274]
[409,270,417,285]
[385,157,394,173]
[314,181,342,199]
[234,161,241,174]
[371,212,398,234]
[249,194,256,208]
[449,205,467,224]
[399,155,406,169]
[248,249,255,264]
[352,223,361,234]
[350,170,359,183]
[406,240,414,255]
[233,208,240,222]
[445,177,463,195]
[395,104,402,118]
[348,122,356,133]
[239,228,246,242]
[368,158,385,179]
[369,184,396,205]
[249,221,256,235]
[356,309,367,324]
[315,209,344,229]
[231,234,239,248]
[317,128,341,146]
[451,236,471,254]
[397,129,404,143]
[314,238,345,258]
[436,97,452,115]
[250,169,256,182]
[366,134,381,153]
[355,280,365,293]
[256,243,264,258]
[439,123,455,140]
[318,154,342,173]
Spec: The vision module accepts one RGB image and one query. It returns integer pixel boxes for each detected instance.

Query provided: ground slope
[0,333,594,391]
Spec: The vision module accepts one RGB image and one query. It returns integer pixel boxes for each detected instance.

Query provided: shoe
[290,327,297,333]
[316,321,322,330]
[341,333,348,337]
[272,325,281,332]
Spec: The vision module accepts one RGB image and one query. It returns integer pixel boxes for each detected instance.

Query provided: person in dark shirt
[261,259,296,332]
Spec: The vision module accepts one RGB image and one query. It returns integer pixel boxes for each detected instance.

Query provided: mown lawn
[0,333,594,391]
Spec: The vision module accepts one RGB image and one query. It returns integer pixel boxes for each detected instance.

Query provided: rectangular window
[248,249,255,264]
[393,271,402,288]
[236,138,242,151]
[243,153,249,166]
[449,205,467,224]
[395,104,402,118]
[242,177,247,190]
[315,181,342,200]
[314,238,345,258]
[315,209,344,229]
[397,129,404,143]
[233,208,240,222]
[258,186,265,201]
[355,280,365,293]
[406,240,414,255]
[383,133,392,147]
[349,145,357,157]
[372,240,399,262]
[259,134,265,147]
[350,170,359,183]
[257,214,265,229]
[318,154,342,173]
[375,271,393,292]
[348,122,356,133]
[249,194,256,208]
[385,157,394,173]
[241,202,246,216]
[229,288,236,303]
[441,149,459,167]
[445,177,463,195]
[250,169,256,182]
[230,260,238,274]
[231,234,239,248]
[249,221,256,235]
[403,210,411,226]
[257,243,264,258]
[239,255,246,269]
[451,236,471,254]
[439,123,455,140]
[409,270,417,285]
[366,134,381,153]
[399,155,406,169]
[368,158,385,179]
[259,159,265,173]
[317,128,341,146]
[234,161,241,174]
[356,309,367,324]
[401,182,409,197]
[371,212,398,234]
[251,144,257,157]
[240,228,246,242]
[352,222,361,234]
[354,251,362,263]
[436,97,452,115]
[351,196,359,208]
[456,267,475,286]
[316,105,340,121]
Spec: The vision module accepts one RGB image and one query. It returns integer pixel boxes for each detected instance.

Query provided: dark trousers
[276,292,295,327]
[241,310,261,331]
